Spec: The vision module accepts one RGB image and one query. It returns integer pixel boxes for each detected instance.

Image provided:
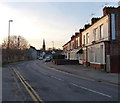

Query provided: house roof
[30,46,36,50]
[62,6,120,48]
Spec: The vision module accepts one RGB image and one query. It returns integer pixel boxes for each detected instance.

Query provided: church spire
[42,39,46,51]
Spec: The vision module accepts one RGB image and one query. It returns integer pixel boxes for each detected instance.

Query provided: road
[2,60,119,102]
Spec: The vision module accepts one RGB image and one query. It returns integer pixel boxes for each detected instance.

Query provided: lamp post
[7,20,13,62]
[8,20,13,49]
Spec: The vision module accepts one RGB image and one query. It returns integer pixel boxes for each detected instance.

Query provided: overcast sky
[0,2,118,49]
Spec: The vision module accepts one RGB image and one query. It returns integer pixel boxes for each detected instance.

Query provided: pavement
[42,61,119,86]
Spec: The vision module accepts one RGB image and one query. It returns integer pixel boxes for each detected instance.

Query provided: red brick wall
[104,6,120,41]
[110,55,120,73]
[114,7,120,41]
[105,6,120,72]
[90,63,105,69]
[103,7,118,16]
[104,42,120,72]
[80,33,82,47]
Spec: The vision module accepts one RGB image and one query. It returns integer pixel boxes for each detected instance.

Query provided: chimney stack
[84,24,91,29]
[79,29,84,33]
[75,32,79,36]
[103,7,117,16]
[71,35,75,40]
[91,18,100,24]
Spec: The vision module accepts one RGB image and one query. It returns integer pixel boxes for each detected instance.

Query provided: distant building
[63,6,120,73]
[28,46,37,59]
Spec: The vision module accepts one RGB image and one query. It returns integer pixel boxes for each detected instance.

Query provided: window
[70,42,72,49]
[86,33,89,44]
[111,14,116,40]
[100,45,103,63]
[83,35,85,44]
[68,43,70,50]
[76,38,78,48]
[93,28,97,41]
[94,48,97,62]
[100,24,103,39]
[71,41,74,49]
[78,37,80,47]
[67,44,69,50]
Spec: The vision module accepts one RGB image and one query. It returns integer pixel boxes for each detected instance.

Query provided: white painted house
[28,46,37,59]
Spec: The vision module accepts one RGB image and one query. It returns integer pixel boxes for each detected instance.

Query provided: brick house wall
[63,6,120,72]
[103,6,120,72]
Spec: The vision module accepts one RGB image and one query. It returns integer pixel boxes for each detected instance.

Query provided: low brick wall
[52,59,79,65]
[90,62,105,69]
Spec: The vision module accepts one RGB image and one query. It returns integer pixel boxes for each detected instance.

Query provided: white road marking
[70,82,112,98]
[50,76,64,81]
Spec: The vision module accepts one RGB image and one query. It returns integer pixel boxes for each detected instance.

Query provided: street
[2,60,119,102]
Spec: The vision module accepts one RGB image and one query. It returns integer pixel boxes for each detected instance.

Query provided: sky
[0,1,119,49]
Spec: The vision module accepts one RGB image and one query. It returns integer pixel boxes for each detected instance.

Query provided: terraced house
[63,6,120,73]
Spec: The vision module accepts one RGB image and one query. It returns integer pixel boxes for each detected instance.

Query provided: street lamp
[8,20,13,49]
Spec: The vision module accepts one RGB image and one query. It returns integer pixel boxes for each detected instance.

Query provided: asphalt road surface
[2,60,120,103]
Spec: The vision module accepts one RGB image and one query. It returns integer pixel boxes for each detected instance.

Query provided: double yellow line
[12,67,45,103]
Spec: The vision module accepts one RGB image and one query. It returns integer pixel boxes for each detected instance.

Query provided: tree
[2,35,30,50]
[2,35,30,63]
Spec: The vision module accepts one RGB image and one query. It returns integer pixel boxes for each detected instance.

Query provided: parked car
[43,56,51,62]
[39,56,43,60]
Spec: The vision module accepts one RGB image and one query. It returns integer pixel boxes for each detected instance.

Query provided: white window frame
[83,35,85,44]
[100,24,104,39]
[78,37,80,47]
[86,33,89,44]
[111,14,116,40]
[93,28,97,41]
[76,38,78,48]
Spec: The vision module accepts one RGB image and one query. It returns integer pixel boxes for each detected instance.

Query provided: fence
[2,49,29,64]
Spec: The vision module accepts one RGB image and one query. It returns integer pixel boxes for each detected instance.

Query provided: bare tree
[2,35,30,63]
[17,35,30,50]
[2,35,29,50]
